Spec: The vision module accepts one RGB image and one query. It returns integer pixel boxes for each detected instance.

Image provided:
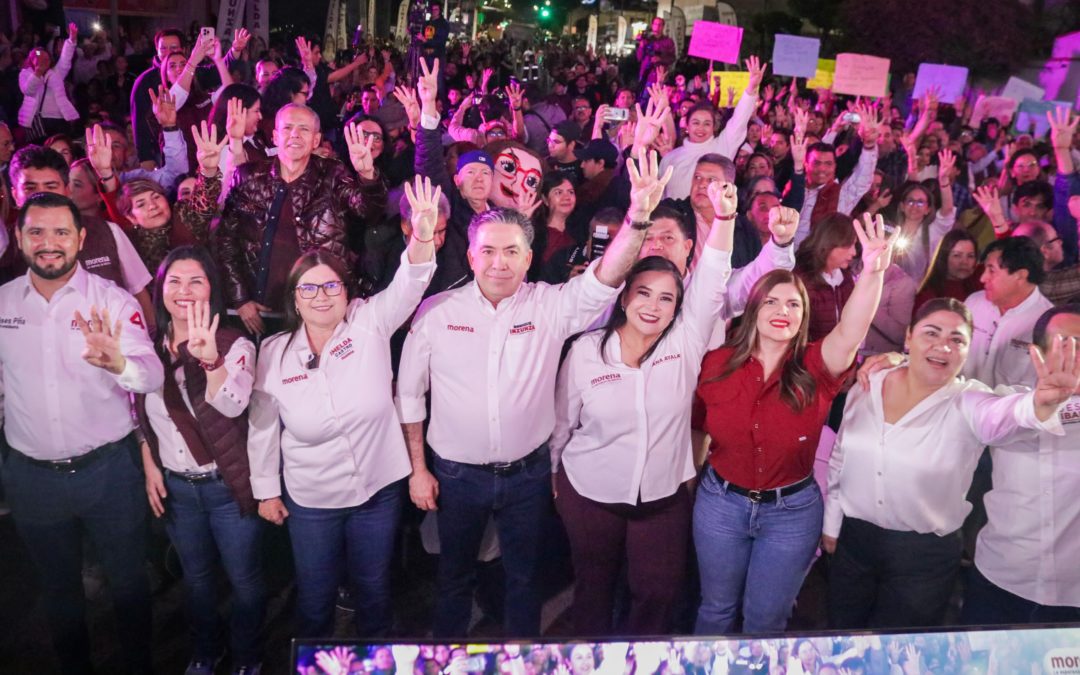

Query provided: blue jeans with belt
[283,479,403,638]
[163,471,264,667]
[432,448,552,638]
[1,435,151,675]
[693,467,823,634]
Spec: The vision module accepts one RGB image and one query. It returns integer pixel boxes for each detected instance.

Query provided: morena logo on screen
[1046,649,1080,675]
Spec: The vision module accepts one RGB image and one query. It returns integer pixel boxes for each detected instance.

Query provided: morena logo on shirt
[650,353,682,367]
[590,373,621,388]
[446,324,475,333]
[0,316,26,329]
[510,321,536,336]
[282,373,309,385]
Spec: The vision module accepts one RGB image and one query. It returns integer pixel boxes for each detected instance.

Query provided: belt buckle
[52,458,77,473]
[490,461,515,476]
[747,489,763,503]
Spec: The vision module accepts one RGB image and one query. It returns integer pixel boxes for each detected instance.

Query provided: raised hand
[84,124,113,176]
[514,188,543,219]
[647,79,669,110]
[393,85,421,128]
[231,27,251,55]
[653,116,675,155]
[505,80,524,110]
[392,645,421,667]
[627,147,674,221]
[68,22,78,43]
[344,122,377,179]
[853,212,897,274]
[937,148,956,184]
[184,299,220,364]
[768,206,799,246]
[209,38,224,65]
[726,87,736,108]
[417,58,439,106]
[973,184,1008,233]
[225,95,248,141]
[762,83,775,102]
[746,55,766,94]
[315,646,356,675]
[856,102,881,146]
[189,32,213,65]
[632,92,669,154]
[149,85,177,128]
[404,175,443,242]
[191,120,229,176]
[1030,335,1080,420]
[1048,107,1078,150]
[707,180,737,219]
[74,306,126,375]
[791,127,808,172]
[295,36,314,70]
[482,66,494,92]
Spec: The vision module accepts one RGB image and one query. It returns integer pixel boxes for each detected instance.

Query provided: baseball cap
[456,150,494,173]
[573,139,618,168]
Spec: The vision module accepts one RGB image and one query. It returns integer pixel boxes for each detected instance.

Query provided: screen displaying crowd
[1,3,1080,675]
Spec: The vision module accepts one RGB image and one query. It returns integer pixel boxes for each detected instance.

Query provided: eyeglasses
[1014,161,1040,169]
[575,105,591,111]
[1046,236,1063,246]
[486,129,507,138]
[362,131,384,141]
[295,281,345,299]
[903,199,929,207]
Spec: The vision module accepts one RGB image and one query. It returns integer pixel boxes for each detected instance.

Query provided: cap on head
[574,139,618,168]
[457,150,495,173]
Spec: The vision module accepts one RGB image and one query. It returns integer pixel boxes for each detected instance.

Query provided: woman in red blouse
[692,213,898,634]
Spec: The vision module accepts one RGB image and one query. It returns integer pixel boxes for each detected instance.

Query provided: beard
[25,251,78,280]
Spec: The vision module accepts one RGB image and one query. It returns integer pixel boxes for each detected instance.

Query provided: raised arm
[838,103,881,214]
[821,213,897,377]
[715,55,765,157]
[414,59,454,195]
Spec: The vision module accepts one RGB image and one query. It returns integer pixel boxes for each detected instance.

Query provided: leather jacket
[212,155,387,308]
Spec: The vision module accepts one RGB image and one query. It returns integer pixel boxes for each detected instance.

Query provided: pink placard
[687,21,744,64]
[833,53,892,98]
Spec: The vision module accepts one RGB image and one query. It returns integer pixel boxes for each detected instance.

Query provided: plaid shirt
[1041,264,1080,305]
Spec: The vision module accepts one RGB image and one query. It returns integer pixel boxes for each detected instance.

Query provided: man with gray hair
[397,148,673,637]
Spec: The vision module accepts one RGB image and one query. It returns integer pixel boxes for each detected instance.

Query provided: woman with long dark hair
[693,214,898,634]
[889,150,957,283]
[794,213,859,342]
[914,229,982,311]
[136,245,265,674]
[247,176,439,637]
[550,182,741,635]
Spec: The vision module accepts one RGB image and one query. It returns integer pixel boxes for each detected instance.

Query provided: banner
[833,53,891,98]
[587,15,598,53]
[1014,99,1072,136]
[772,35,820,78]
[665,6,686,58]
[217,0,248,41]
[396,0,409,41]
[616,16,627,54]
[806,58,835,90]
[912,63,968,103]
[324,0,340,60]
[687,20,743,64]
[969,96,1018,128]
[247,0,269,47]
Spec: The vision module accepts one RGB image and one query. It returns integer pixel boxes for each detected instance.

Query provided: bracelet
[199,354,225,372]
[717,213,737,221]
[161,125,179,132]
[96,172,115,181]
[412,232,436,244]
[513,106,522,111]
[628,218,651,231]
[772,236,794,248]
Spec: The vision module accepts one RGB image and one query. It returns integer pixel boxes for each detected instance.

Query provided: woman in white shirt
[550,182,761,635]
[889,150,956,283]
[247,176,439,637]
[136,245,264,674]
[823,297,1080,629]
[18,24,80,142]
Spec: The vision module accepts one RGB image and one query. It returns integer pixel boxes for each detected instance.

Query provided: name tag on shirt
[510,321,536,336]
[329,338,355,361]
[1061,400,1080,426]
[0,316,26,329]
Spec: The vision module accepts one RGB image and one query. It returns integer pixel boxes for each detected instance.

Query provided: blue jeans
[1,435,151,675]
[163,472,265,666]
[693,468,823,634]
[432,449,552,637]
[284,479,403,638]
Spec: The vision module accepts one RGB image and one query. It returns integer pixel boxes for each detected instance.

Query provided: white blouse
[824,367,1056,538]
[550,246,732,504]
[248,252,435,509]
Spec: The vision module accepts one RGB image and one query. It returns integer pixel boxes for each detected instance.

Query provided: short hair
[1012,221,1056,247]
[650,204,694,241]
[983,236,1046,285]
[1011,180,1053,208]
[119,178,169,217]
[153,29,185,49]
[18,192,82,231]
[275,103,321,133]
[697,153,736,183]
[1033,304,1080,351]
[10,145,69,185]
[399,190,451,222]
[590,207,623,230]
[99,121,127,141]
[807,142,835,158]
[467,207,536,247]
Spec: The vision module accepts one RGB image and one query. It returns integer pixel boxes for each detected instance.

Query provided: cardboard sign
[687,21,743,64]
[1013,99,1073,136]
[832,53,891,98]
[912,64,969,104]
[806,58,836,90]
[709,70,751,104]
[772,35,820,78]
[969,96,1019,128]
[1001,76,1045,102]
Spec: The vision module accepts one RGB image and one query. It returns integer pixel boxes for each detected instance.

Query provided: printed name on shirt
[83,256,111,270]
[1060,399,1080,425]
[590,373,622,387]
[650,353,682,367]
[510,321,536,335]
[329,337,355,361]
[282,373,309,385]
[446,324,475,333]
[1009,338,1030,351]
[0,316,26,329]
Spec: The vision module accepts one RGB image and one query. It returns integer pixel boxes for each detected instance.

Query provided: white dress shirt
[660,92,759,200]
[145,338,256,474]
[794,145,878,247]
[977,392,1080,607]
[824,367,1055,538]
[396,260,621,464]
[705,237,795,350]
[248,252,435,508]
[0,265,164,459]
[963,288,1053,389]
[551,247,731,504]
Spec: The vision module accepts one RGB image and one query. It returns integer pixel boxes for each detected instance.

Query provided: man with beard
[0,192,163,674]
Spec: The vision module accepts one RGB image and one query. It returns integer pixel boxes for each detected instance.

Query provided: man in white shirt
[397,142,673,636]
[963,305,1080,625]
[0,193,164,674]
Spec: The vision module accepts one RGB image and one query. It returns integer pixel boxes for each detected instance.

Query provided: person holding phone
[18,23,80,142]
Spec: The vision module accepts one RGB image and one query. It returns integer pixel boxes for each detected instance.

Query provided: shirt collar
[21,263,89,301]
[469,280,524,312]
[1002,287,1046,318]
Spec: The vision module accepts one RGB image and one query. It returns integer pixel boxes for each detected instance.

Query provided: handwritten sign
[806,59,836,90]
[969,96,1018,128]
[688,21,744,64]
[833,53,891,98]
[772,35,820,78]
[709,70,751,104]
[1013,99,1072,136]
[913,64,969,104]
[1001,76,1045,103]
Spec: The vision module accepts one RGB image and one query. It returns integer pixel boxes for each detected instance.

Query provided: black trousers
[960,564,1080,626]
[827,517,961,629]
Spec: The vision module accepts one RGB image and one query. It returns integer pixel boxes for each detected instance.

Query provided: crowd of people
[2,5,1080,675]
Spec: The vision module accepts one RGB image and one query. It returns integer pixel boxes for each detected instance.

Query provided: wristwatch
[627,218,651,230]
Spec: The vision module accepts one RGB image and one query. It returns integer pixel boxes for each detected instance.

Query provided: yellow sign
[806,58,836,90]
[709,70,751,105]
